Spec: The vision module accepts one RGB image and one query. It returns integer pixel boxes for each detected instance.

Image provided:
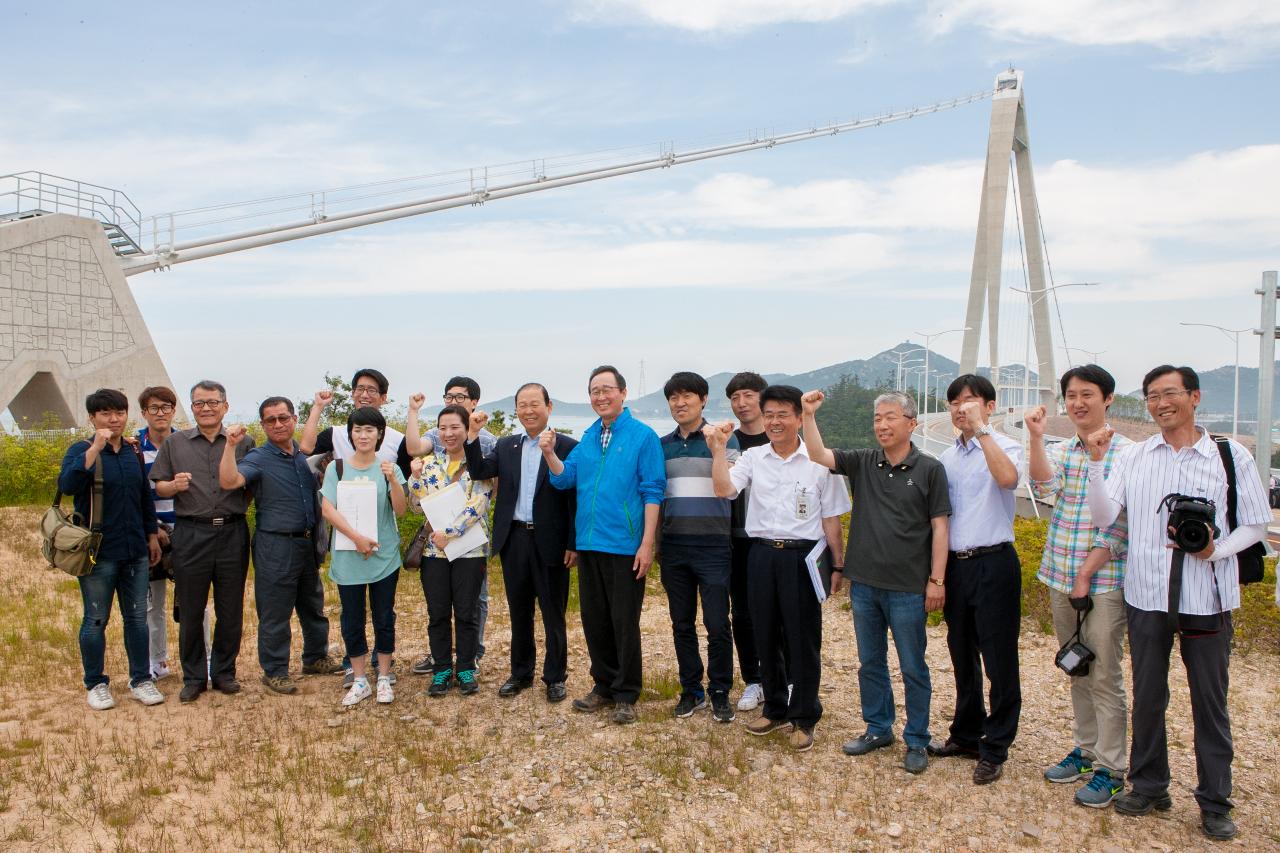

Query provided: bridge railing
[0,171,142,244]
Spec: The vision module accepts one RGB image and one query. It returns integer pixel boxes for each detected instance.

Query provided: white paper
[334,479,379,551]
[418,481,487,561]
[806,540,829,603]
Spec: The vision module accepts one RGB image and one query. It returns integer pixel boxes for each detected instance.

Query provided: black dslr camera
[1055,594,1095,677]
[1159,493,1220,552]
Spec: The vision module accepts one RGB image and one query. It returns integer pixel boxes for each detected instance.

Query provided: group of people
[57,359,1269,842]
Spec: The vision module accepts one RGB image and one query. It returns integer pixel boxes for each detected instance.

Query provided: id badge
[795,486,811,520]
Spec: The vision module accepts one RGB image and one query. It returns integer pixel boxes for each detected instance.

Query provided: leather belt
[514,521,536,530]
[259,529,312,538]
[950,542,1011,560]
[753,538,819,550]
[178,515,244,526]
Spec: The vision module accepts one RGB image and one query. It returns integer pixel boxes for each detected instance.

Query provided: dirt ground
[1,506,1277,852]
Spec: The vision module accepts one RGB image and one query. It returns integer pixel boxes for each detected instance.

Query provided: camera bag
[1213,437,1265,584]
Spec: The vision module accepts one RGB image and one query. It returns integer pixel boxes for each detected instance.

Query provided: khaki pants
[1050,587,1128,774]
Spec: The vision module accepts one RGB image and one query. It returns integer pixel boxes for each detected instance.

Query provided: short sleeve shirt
[237,441,317,534]
[321,460,406,585]
[727,441,852,540]
[149,427,253,518]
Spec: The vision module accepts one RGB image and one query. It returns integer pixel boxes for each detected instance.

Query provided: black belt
[258,528,312,539]
[950,542,1011,560]
[753,538,819,550]
[178,515,245,526]
[513,521,536,530]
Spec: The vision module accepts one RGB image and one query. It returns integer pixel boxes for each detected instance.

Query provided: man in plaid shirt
[1026,364,1131,809]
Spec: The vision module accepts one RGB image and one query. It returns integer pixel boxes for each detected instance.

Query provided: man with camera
[1086,365,1269,841]
[1026,365,1132,808]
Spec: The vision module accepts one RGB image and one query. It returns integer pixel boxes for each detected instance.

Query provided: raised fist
[705,423,730,453]
[1086,426,1115,462]
[801,390,825,415]
[225,424,247,446]
[408,392,426,412]
[91,428,114,449]
[470,410,489,438]
[1024,405,1046,438]
[313,389,334,409]
[410,457,424,477]
[380,460,396,480]
[538,429,556,453]
[957,400,987,428]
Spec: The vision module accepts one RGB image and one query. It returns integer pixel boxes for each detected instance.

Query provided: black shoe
[545,682,567,703]
[927,738,980,759]
[427,669,453,697]
[1201,811,1237,840]
[212,678,241,695]
[904,746,928,774]
[1114,790,1173,816]
[973,759,1004,785]
[673,693,707,718]
[843,731,896,756]
[498,678,533,698]
[179,683,205,703]
[572,690,614,713]
[456,669,479,696]
[710,692,735,723]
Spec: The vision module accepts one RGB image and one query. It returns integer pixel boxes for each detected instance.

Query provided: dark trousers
[729,536,761,685]
[578,550,646,704]
[501,527,569,684]
[252,531,330,678]
[660,541,733,697]
[171,518,249,687]
[338,570,400,660]
[1127,605,1234,814]
[420,556,485,673]
[942,543,1022,763]
[748,542,823,729]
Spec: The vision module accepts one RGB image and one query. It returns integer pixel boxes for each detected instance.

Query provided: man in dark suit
[464,383,577,702]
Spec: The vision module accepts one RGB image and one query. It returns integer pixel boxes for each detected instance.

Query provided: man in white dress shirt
[1086,365,1268,841]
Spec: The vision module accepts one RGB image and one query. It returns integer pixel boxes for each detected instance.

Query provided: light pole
[1011,282,1099,409]
[898,358,924,394]
[913,327,970,428]
[904,365,927,412]
[1062,345,1107,365]
[890,347,926,392]
[1181,322,1251,442]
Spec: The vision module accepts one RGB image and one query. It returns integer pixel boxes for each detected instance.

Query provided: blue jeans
[850,581,932,748]
[78,555,151,689]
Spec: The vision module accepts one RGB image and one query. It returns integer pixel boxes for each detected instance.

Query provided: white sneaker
[87,683,115,710]
[737,682,764,711]
[131,680,165,706]
[342,678,372,707]
[376,676,394,704]
[151,661,172,681]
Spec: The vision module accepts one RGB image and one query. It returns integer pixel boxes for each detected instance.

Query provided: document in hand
[334,479,379,551]
[418,482,487,561]
[806,540,832,603]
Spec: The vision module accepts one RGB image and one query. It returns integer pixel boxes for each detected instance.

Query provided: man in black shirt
[725,371,769,712]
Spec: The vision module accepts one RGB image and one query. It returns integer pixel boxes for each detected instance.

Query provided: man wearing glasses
[300,368,413,477]
[1086,365,1269,841]
[220,398,338,695]
[150,381,254,703]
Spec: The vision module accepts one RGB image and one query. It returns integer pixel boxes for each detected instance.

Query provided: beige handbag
[40,457,104,577]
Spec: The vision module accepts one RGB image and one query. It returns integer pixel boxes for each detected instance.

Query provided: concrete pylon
[0,213,180,429]
[958,69,1056,408]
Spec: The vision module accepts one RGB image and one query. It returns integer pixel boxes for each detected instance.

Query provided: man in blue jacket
[541,365,666,724]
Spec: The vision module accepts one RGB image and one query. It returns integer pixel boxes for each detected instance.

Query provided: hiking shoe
[745,716,790,736]
[737,682,764,711]
[411,654,434,675]
[1076,768,1123,808]
[87,683,115,711]
[261,675,298,695]
[973,759,1004,785]
[150,661,173,681]
[427,669,454,698]
[1201,810,1237,840]
[341,678,372,707]
[927,739,980,759]
[711,692,735,723]
[457,669,479,696]
[612,702,637,724]
[302,656,343,675]
[904,746,928,774]
[572,690,614,713]
[843,731,896,756]
[1114,790,1173,816]
[376,676,394,704]
[1045,747,1093,783]
[790,727,815,752]
[179,682,205,703]
[673,693,707,718]
[212,678,241,695]
[130,680,165,706]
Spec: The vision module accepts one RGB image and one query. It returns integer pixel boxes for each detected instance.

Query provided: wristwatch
[928,577,945,587]
[975,424,994,438]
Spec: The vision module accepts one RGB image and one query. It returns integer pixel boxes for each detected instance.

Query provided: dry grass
[1,505,1278,851]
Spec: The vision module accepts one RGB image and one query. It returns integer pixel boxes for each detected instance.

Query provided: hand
[829,569,843,596]
[313,389,334,409]
[1167,525,1216,561]
[91,428,113,450]
[1024,405,1046,438]
[802,390,825,415]
[925,581,945,613]
[633,539,654,578]
[564,550,577,569]
[538,429,557,453]
[123,436,140,450]
[408,392,426,413]
[354,534,377,559]
[156,527,171,547]
[225,424,247,446]
[1069,574,1091,600]
[469,410,488,439]
[1086,426,1114,462]
[1069,594,1093,613]
[958,400,988,429]
[380,460,396,481]
[410,457,424,477]
[148,534,162,567]
[170,472,193,493]
[704,423,730,453]
[430,531,449,550]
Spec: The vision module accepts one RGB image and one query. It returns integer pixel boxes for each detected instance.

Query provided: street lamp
[1061,345,1107,365]
[898,357,924,392]
[890,347,926,392]
[1180,322,1251,442]
[1010,282,1099,409]
[913,327,970,427]
[903,364,927,412]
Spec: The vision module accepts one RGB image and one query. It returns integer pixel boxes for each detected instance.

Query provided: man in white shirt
[1086,365,1268,841]
[709,385,850,752]
[929,374,1023,786]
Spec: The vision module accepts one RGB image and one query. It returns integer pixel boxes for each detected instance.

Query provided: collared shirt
[148,427,253,518]
[830,445,951,593]
[600,425,613,451]
[661,421,740,546]
[514,432,542,523]
[1030,432,1131,594]
[237,440,316,533]
[1093,428,1270,614]
[940,430,1023,551]
[730,429,770,537]
[137,427,176,525]
[407,453,495,560]
[726,441,851,540]
[58,439,158,562]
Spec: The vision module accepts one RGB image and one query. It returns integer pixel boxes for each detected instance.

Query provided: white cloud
[569,0,894,32]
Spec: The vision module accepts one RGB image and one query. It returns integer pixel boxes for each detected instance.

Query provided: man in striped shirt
[1086,365,1269,841]
[137,386,180,682]
[1026,364,1131,808]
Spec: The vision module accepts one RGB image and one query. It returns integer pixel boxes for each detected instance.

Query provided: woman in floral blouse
[408,404,495,697]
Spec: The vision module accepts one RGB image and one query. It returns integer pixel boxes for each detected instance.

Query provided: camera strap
[1167,548,1185,634]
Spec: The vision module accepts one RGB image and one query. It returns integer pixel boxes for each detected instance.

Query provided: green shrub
[1014,517,1054,634]
[0,433,75,506]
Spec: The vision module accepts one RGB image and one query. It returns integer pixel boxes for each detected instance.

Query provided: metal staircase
[0,171,143,257]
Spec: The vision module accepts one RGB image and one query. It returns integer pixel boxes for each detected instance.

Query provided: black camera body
[1160,493,1220,553]
[1055,639,1095,677]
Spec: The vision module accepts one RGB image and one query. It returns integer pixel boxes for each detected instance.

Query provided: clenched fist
[1086,426,1115,462]
[408,392,426,412]
[90,428,114,450]
[469,410,489,439]
[171,472,193,493]
[801,390,825,415]
[1024,405,1046,438]
[313,389,334,409]
[380,460,396,480]
[538,429,557,453]
[957,400,988,428]
[225,424,247,446]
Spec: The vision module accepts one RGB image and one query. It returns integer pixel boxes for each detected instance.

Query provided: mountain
[1123,362,1280,427]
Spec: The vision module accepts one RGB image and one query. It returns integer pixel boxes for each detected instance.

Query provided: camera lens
[1178,522,1208,552]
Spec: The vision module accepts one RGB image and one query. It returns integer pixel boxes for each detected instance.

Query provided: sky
[4,1,1279,415]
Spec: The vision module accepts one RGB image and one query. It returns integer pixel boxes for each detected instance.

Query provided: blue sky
[5,1,1279,414]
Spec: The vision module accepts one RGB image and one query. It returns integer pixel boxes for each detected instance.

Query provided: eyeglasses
[261,414,296,426]
[190,400,225,410]
[1144,389,1191,404]
[443,393,471,403]
[145,404,175,415]
[352,385,382,397]
[589,386,620,398]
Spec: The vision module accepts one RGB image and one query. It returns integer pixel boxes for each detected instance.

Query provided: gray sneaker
[1075,769,1123,808]
[1045,747,1093,783]
[411,654,434,675]
[842,731,895,756]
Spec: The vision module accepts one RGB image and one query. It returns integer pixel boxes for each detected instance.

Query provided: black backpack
[1212,436,1266,585]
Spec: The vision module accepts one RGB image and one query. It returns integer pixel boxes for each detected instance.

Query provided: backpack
[314,459,394,562]
[1212,436,1265,585]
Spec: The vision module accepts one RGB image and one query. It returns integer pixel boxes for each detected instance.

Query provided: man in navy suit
[465,383,578,702]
